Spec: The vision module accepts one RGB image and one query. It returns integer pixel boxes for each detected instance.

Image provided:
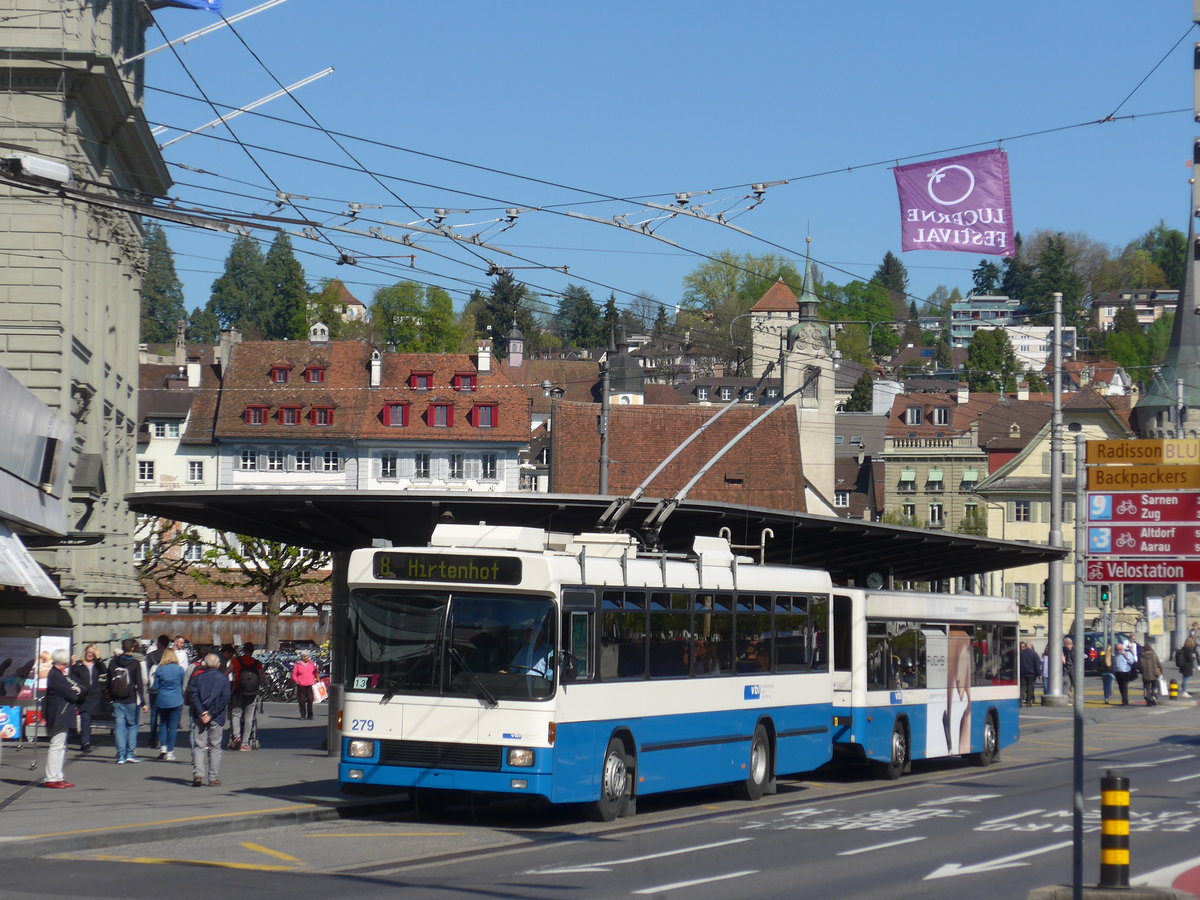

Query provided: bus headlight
[348,739,376,758]
[507,748,535,767]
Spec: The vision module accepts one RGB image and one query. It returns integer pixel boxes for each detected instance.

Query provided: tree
[258,233,309,340]
[193,534,329,652]
[136,518,203,602]
[423,285,461,352]
[476,271,539,355]
[845,371,874,412]
[821,280,899,359]
[935,337,953,369]
[554,284,604,348]
[964,328,1020,392]
[1132,221,1187,290]
[972,260,1001,295]
[308,279,350,340]
[1112,303,1141,336]
[372,281,424,350]
[999,235,1036,303]
[602,294,620,343]
[1027,233,1086,327]
[872,251,909,296]
[208,234,265,335]
[1024,369,1048,392]
[187,305,220,344]
[140,223,187,344]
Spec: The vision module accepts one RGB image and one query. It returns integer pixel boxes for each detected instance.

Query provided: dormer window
[243,405,268,425]
[277,406,301,426]
[310,406,334,426]
[382,402,409,427]
[269,366,290,384]
[409,371,433,391]
[904,406,924,426]
[304,366,326,384]
[697,386,709,401]
[471,403,498,428]
[428,402,454,427]
[452,373,477,392]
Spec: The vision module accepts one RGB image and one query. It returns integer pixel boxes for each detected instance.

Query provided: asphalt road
[8,704,1200,899]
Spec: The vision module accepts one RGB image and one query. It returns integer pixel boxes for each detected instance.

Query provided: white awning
[0,522,63,600]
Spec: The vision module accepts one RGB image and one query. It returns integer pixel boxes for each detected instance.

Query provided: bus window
[567,610,592,680]
[735,595,771,673]
[600,590,646,680]
[691,594,731,676]
[866,621,893,690]
[890,624,925,689]
[776,594,816,672]
[832,595,852,673]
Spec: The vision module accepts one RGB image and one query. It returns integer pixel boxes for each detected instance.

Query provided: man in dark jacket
[43,649,81,788]
[108,638,148,764]
[1019,641,1041,707]
[229,642,263,751]
[69,644,106,752]
[187,652,231,787]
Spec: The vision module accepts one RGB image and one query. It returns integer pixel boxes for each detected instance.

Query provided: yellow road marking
[308,832,464,838]
[17,805,318,841]
[82,854,297,872]
[241,841,302,862]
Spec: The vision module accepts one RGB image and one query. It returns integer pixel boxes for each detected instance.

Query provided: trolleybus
[339,523,1019,819]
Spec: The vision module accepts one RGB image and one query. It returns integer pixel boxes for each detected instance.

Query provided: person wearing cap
[1111,640,1135,706]
[291,651,319,720]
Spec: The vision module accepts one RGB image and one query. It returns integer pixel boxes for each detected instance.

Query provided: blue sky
[145,1,1196,323]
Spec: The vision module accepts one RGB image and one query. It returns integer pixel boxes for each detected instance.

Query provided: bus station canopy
[128,490,1066,584]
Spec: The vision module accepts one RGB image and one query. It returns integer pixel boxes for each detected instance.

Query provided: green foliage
[1112,303,1141,336]
[553,284,604,348]
[422,285,461,352]
[259,233,309,340]
[186,305,220,344]
[1131,221,1186,290]
[972,260,1001,294]
[140,223,187,344]
[958,506,989,536]
[821,280,900,359]
[1100,312,1173,382]
[1023,369,1048,392]
[872,251,909,295]
[603,294,620,344]
[207,234,266,335]
[308,279,349,340]
[845,371,874,412]
[1028,233,1086,327]
[935,337,953,369]
[475,271,540,355]
[370,280,461,352]
[965,328,1020,392]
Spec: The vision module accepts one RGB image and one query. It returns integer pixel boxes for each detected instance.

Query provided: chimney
[186,355,201,388]
[369,349,381,388]
[956,382,970,404]
[174,319,187,367]
[477,339,492,374]
[1017,381,1029,401]
[712,363,725,378]
[216,328,241,376]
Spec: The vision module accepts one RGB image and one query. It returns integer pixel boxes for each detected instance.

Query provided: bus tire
[589,737,630,822]
[969,712,998,767]
[733,723,771,801]
[875,720,908,781]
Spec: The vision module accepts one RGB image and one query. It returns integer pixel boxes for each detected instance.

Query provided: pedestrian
[152,648,185,761]
[1126,635,1140,665]
[229,642,264,751]
[42,649,82,788]
[1111,640,1135,706]
[1101,644,1115,704]
[186,652,230,787]
[172,634,190,670]
[1062,637,1075,699]
[1140,644,1163,706]
[1041,643,1059,699]
[291,651,319,720]
[1176,637,1196,698]
[1018,640,1040,707]
[145,634,168,749]
[69,644,106,752]
[108,638,148,764]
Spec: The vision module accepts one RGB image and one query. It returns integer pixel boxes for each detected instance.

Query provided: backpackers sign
[894,149,1015,256]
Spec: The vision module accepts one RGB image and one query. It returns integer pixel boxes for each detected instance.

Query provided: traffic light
[1042,578,1050,607]
[1099,584,1111,604]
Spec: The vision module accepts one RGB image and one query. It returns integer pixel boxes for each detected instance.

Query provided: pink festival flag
[893,149,1014,257]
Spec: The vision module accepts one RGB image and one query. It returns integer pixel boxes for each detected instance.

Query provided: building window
[429,403,454,427]
[383,403,409,427]
[740,387,755,401]
[184,542,204,563]
[239,450,258,471]
[481,452,498,480]
[452,373,477,392]
[409,371,433,391]
[137,460,155,482]
[765,387,780,399]
[278,407,301,426]
[904,406,923,426]
[311,407,334,426]
[697,386,709,401]
[1014,500,1032,522]
[834,490,850,508]
[415,452,431,479]
[901,503,916,524]
[931,407,950,426]
[1012,583,1031,605]
[449,452,464,479]
[322,450,340,472]
[188,460,204,482]
[267,450,286,471]
[244,405,268,425]
[270,367,289,384]
[304,366,326,384]
[473,404,498,428]
[380,452,398,479]
[153,422,166,438]
[928,503,944,527]
[295,450,312,472]
[134,540,149,562]
[719,387,733,401]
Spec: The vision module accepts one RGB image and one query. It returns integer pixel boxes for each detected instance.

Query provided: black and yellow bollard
[1099,770,1131,888]
[1168,679,1179,700]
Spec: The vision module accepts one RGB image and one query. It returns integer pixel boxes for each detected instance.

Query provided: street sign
[1087,525,1200,556]
[1085,558,1200,584]
[1086,438,1200,465]
[1086,465,1200,491]
[1087,492,1200,524]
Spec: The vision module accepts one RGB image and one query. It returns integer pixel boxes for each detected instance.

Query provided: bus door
[831,594,853,705]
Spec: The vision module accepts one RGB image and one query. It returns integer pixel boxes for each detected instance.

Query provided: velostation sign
[1086,558,1200,584]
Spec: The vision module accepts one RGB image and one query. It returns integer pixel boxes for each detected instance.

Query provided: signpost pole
[1072,432,1087,898]
[1046,291,1067,706]
[1176,377,1188,654]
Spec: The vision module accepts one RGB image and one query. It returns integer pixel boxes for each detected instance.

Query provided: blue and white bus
[338,523,1019,819]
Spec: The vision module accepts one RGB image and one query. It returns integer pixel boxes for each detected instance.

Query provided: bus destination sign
[373,552,522,585]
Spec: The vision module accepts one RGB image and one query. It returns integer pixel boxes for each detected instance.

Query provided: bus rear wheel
[969,712,998,767]
[875,721,908,780]
[589,737,630,822]
[733,724,771,801]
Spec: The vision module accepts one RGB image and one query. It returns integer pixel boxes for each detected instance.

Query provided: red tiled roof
[750,279,799,313]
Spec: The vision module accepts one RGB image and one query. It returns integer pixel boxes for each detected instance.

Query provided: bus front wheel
[733,723,771,801]
[969,712,998,767]
[589,737,630,822]
[875,721,908,780]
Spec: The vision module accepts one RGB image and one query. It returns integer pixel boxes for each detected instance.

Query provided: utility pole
[1176,376,1188,651]
[1045,291,1068,706]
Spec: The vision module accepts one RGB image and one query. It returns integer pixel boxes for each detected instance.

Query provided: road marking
[526,838,752,875]
[308,832,465,837]
[981,809,1044,825]
[925,840,1073,880]
[633,870,758,894]
[918,794,1001,806]
[1169,773,1200,783]
[837,836,926,856]
[241,841,302,863]
[14,805,318,841]
[1119,754,1196,768]
[1133,854,1200,887]
[83,853,296,872]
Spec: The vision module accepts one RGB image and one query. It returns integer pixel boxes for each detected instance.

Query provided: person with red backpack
[228,642,263,751]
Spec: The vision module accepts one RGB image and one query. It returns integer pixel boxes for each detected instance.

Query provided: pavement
[0,675,1195,861]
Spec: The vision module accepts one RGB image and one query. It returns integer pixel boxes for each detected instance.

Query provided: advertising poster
[0,635,38,699]
[0,705,21,741]
[34,635,71,690]
[1146,595,1164,637]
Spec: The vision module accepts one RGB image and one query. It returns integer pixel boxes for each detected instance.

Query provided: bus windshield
[347,589,557,702]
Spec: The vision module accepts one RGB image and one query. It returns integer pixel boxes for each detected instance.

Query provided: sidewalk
[0,701,406,859]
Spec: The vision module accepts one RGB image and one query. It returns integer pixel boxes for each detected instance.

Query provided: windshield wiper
[449,647,497,707]
[380,644,437,703]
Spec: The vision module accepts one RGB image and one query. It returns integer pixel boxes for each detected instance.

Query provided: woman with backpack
[229,643,263,751]
[152,649,185,761]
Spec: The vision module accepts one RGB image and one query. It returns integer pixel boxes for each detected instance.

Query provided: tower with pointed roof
[749,278,800,376]
[783,259,836,504]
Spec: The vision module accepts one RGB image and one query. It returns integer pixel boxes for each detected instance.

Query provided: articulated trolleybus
[339,523,1019,819]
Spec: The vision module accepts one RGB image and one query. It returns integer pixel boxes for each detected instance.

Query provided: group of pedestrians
[38,635,319,790]
[1017,637,1079,706]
